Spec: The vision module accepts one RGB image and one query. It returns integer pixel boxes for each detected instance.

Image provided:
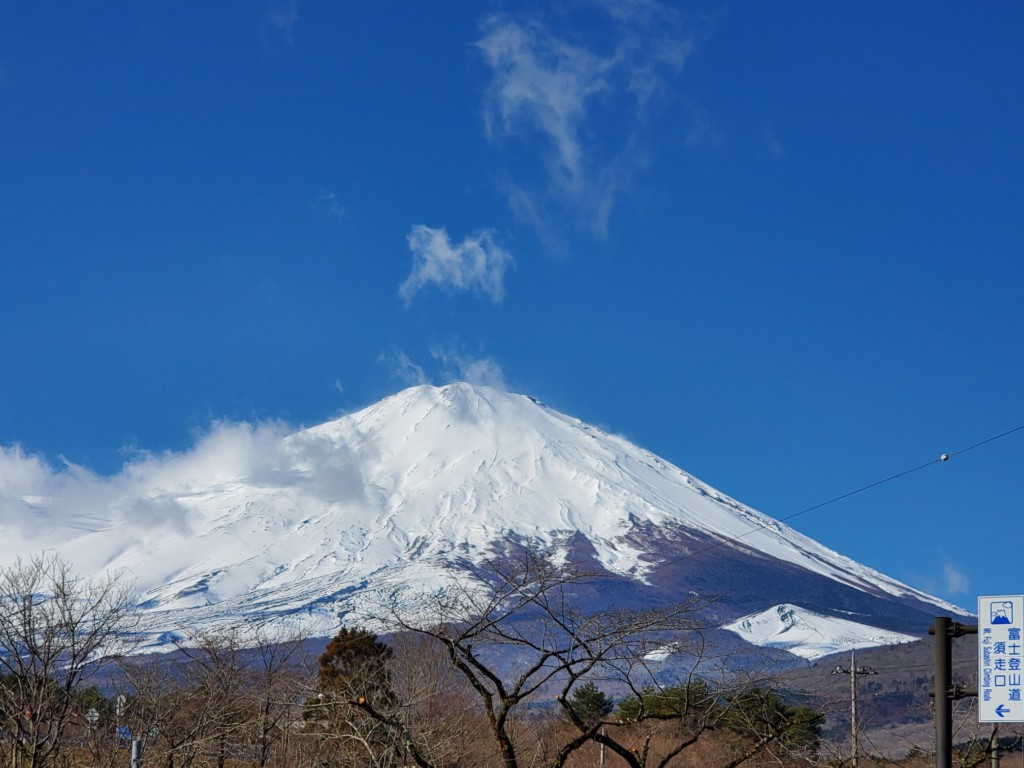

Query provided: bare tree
[350,550,815,768]
[0,553,138,768]
[120,626,308,768]
[240,628,308,768]
[120,645,225,768]
[386,632,491,766]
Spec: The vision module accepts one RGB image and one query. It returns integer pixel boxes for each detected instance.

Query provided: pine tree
[312,628,403,765]
[317,627,394,706]
[570,681,613,727]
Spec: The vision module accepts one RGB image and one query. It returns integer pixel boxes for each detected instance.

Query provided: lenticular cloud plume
[400,225,513,304]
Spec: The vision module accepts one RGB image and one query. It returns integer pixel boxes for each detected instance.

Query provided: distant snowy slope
[0,383,964,647]
[723,604,919,660]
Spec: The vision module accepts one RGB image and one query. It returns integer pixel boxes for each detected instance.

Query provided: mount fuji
[2,383,966,658]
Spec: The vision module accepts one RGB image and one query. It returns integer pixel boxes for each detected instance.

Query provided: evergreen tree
[569,681,613,727]
[721,687,823,753]
[317,627,394,707]
[617,680,714,722]
[312,627,405,765]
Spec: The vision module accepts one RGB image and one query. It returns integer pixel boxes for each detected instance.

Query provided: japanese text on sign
[979,595,1024,723]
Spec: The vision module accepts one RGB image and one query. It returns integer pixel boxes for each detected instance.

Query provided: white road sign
[979,595,1024,723]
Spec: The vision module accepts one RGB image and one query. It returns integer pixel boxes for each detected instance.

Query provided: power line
[948,423,1024,458]
[775,458,940,526]
[651,422,1024,573]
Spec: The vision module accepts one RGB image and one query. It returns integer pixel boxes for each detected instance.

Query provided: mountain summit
[10,383,963,653]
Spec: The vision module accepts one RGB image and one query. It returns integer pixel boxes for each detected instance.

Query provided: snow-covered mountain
[723,604,919,660]
[1,383,965,655]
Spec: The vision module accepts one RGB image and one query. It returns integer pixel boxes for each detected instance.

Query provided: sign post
[932,617,977,768]
[979,595,1024,723]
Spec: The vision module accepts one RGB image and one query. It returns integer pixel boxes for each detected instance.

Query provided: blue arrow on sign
[995,705,1011,718]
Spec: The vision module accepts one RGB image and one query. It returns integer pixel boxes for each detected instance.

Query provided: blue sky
[1,2,1021,610]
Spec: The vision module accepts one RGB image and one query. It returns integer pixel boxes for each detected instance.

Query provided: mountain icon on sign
[991,601,1014,625]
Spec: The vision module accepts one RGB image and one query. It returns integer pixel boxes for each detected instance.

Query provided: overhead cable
[650,422,1024,572]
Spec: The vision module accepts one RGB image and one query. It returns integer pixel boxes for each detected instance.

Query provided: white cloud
[476,4,691,239]
[399,225,513,305]
[478,17,611,196]
[596,0,675,26]
[317,189,347,219]
[379,348,428,387]
[942,563,970,596]
[431,346,507,391]
[912,560,972,600]
[0,418,372,572]
[377,347,508,391]
[118,421,293,493]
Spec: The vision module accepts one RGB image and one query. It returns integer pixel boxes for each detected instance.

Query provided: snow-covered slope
[0,383,963,650]
[723,604,919,660]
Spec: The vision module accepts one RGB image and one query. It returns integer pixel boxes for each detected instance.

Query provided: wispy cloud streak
[942,563,970,595]
[379,348,429,387]
[478,18,611,197]
[317,188,347,219]
[476,3,691,240]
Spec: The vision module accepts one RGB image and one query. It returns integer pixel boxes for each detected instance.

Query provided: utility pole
[833,648,877,768]
[930,617,978,768]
